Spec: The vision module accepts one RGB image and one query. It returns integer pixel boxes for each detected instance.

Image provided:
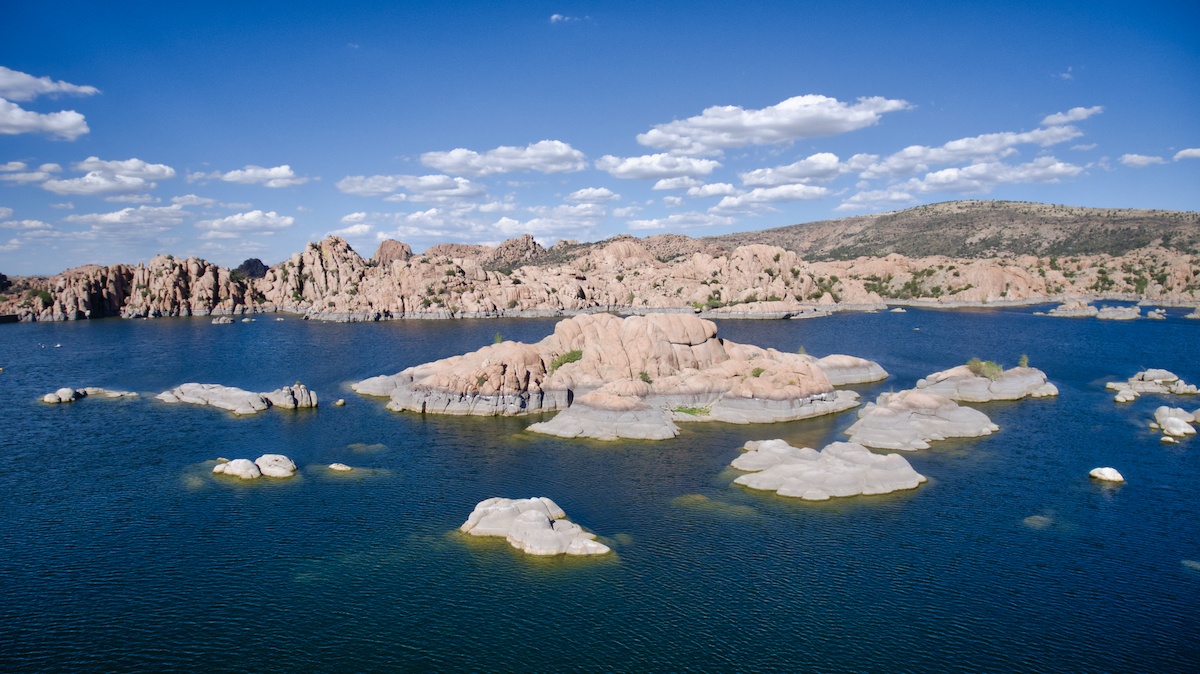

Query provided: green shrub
[493,332,504,344]
[639,371,652,384]
[751,367,765,378]
[796,345,806,355]
[1018,354,1029,368]
[672,406,710,416]
[966,357,1004,380]
[549,349,583,373]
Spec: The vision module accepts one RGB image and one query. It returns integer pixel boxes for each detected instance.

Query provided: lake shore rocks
[844,389,999,451]
[915,365,1058,402]
[1153,406,1196,438]
[157,382,317,415]
[1097,305,1140,320]
[1046,300,1099,317]
[731,439,926,500]
[356,313,876,440]
[460,497,611,556]
[1106,369,1198,401]
[41,386,138,404]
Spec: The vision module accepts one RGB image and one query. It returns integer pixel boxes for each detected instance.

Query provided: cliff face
[4,232,1199,323]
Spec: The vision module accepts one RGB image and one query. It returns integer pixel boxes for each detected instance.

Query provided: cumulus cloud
[42,157,176,195]
[1042,106,1103,126]
[636,94,911,155]
[421,140,586,177]
[740,152,860,187]
[64,204,188,236]
[0,66,99,102]
[195,210,295,239]
[611,205,641,218]
[0,218,51,230]
[565,187,619,203]
[834,189,916,212]
[0,206,11,219]
[710,184,829,213]
[337,173,486,203]
[327,223,373,238]
[686,182,737,197]
[1119,153,1166,168]
[903,156,1083,193]
[0,161,61,183]
[171,194,216,207]
[1173,148,1200,161]
[104,194,160,204]
[596,153,721,179]
[0,98,90,140]
[627,211,735,231]
[860,125,1083,179]
[202,164,309,187]
[652,176,703,190]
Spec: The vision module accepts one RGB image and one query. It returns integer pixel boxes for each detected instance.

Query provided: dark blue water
[1,308,1198,672]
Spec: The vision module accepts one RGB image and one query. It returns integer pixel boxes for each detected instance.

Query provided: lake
[1,307,1198,672]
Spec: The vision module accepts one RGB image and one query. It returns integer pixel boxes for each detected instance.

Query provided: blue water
[1,308,1198,672]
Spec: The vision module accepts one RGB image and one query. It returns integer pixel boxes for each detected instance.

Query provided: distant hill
[699,200,1200,260]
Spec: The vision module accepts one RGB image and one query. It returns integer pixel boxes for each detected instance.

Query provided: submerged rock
[460,497,611,556]
[844,389,999,451]
[731,439,926,500]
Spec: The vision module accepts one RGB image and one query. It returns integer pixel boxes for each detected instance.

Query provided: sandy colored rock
[262,383,318,409]
[1097,305,1140,320]
[810,354,889,385]
[1046,300,1098,317]
[732,439,926,500]
[254,454,297,477]
[1108,370,1198,397]
[460,497,610,556]
[157,382,318,415]
[328,463,353,471]
[213,458,261,479]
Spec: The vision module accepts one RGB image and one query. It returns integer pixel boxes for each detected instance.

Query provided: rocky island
[731,439,926,500]
[460,497,611,556]
[354,312,879,440]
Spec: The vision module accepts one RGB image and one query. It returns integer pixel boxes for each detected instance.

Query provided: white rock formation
[731,439,926,500]
[254,454,297,477]
[213,458,262,479]
[844,389,999,451]
[1089,467,1125,482]
[1107,370,1198,397]
[1154,407,1196,437]
[810,354,890,385]
[1147,308,1167,320]
[1046,300,1098,317]
[42,387,79,404]
[460,497,611,556]
[915,365,1058,402]
[212,316,234,324]
[157,382,317,415]
[328,463,353,471]
[1097,305,1140,320]
[41,386,138,404]
[1185,308,1200,320]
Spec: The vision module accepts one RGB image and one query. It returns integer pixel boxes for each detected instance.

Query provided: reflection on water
[0,308,1198,672]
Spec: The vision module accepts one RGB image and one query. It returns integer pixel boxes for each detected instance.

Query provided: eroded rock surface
[844,389,999,451]
[460,497,610,556]
[1106,370,1198,401]
[41,387,138,404]
[915,365,1058,402]
[157,383,317,415]
[731,439,926,500]
[212,454,297,479]
[1046,300,1098,317]
[1090,467,1125,482]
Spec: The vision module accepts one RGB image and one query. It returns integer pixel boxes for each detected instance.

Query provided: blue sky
[1,0,1197,274]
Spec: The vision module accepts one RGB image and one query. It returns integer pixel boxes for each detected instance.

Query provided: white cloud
[327,223,373,238]
[550,14,577,23]
[686,182,737,197]
[42,157,176,195]
[0,161,25,171]
[421,140,586,177]
[565,187,619,203]
[835,190,916,212]
[172,194,216,207]
[711,184,829,213]
[0,162,62,183]
[1119,154,1166,168]
[663,196,684,208]
[0,66,99,102]
[0,218,51,230]
[1173,148,1200,161]
[65,204,188,235]
[0,98,90,140]
[627,211,734,231]
[740,152,851,186]
[903,156,1084,193]
[0,206,11,219]
[860,125,1083,179]
[652,176,703,190]
[50,201,73,209]
[596,153,721,179]
[205,164,309,187]
[611,205,641,218]
[76,156,175,180]
[337,173,486,203]
[104,194,160,203]
[636,94,911,155]
[1071,143,1097,151]
[196,210,294,239]
[1042,106,1103,126]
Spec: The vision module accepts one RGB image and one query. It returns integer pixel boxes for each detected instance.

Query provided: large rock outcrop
[157,383,317,415]
[355,313,868,440]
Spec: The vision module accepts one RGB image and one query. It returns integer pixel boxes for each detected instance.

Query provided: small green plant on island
[751,367,766,378]
[1018,354,1029,368]
[966,357,1004,380]
[796,345,806,355]
[639,371,652,384]
[672,406,710,416]
[549,349,583,373]
[493,332,504,344]
[476,374,488,387]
